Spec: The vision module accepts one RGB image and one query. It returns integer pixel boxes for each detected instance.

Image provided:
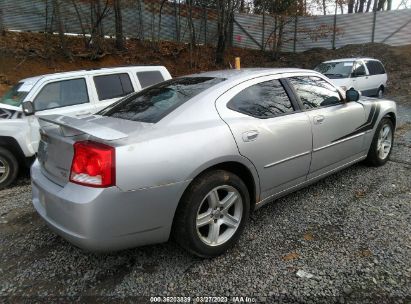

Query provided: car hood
[0,104,23,119]
[0,104,22,111]
[328,78,350,88]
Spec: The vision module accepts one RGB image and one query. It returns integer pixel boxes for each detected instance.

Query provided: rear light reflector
[70,141,115,188]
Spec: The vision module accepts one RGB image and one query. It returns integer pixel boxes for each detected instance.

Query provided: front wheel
[0,147,19,189]
[173,170,250,258]
[365,118,394,166]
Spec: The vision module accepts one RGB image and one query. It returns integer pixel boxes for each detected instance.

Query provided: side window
[137,71,165,89]
[93,73,134,101]
[288,76,342,109]
[374,61,386,74]
[34,78,89,111]
[365,61,376,75]
[227,79,294,118]
[353,61,366,76]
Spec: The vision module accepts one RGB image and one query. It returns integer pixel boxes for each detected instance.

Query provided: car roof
[323,58,381,63]
[185,68,312,81]
[19,65,167,83]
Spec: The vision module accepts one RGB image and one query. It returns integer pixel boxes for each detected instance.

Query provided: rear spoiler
[39,114,128,141]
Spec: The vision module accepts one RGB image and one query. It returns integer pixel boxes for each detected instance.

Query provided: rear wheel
[365,118,394,166]
[376,86,384,98]
[173,170,250,258]
[0,147,19,189]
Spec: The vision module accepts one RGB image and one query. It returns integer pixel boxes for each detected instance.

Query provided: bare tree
[71,0,88,48]
[348,0,355,12]
[158,0,168,42]
[215,0,239,64]
[376,0,387,10]
[52,0,72,59]
[113,0,124,50]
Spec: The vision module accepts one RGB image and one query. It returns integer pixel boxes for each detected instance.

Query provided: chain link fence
[1,0,411,53]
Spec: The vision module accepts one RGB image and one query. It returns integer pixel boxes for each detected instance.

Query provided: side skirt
[254,155,367,209]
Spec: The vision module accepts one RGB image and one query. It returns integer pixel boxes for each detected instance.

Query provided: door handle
[242,130,259,142]
[313,115,325,124]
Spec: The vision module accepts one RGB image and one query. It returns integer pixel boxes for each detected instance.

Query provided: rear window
[137,71,164,88]
[98,77,225,123]
[93,73,134,100]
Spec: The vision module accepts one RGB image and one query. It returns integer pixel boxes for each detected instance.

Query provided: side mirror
[345,88,360,102]
[22,101,35,116]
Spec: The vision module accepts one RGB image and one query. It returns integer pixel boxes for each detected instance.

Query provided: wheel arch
[177,159,260,215]
[0,136,27,166]
[384,112,396,129]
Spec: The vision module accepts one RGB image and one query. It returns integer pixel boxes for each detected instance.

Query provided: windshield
[98,77,225,123]
[314,62,354,78]
[0,83,29,107]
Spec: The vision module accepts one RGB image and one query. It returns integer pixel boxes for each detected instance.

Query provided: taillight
[69,141,115,188]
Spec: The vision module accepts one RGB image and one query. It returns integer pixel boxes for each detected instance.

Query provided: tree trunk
[72,0,88,48]
[0,8,5,36]
[358,0,366,12]
[377,0,386,10]
[387,0,392,10]
[157,0,167,42]
[114,0,124,50]
[348,0,355,13]
[322,0,327,15]
[366,0,373,12]
[216,33,226,65]
[274,17,284,60]
[136,0,144,40]
[53,0,71,59]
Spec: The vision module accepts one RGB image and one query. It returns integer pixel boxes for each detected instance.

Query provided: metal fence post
[262,12,265,51]
[204,7,207,45]
[0,8,3,35]
[332,14,337,49]
[371,11,377,43]
[293,16,298,53]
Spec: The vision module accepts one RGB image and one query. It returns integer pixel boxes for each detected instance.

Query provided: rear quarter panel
[359,98,397,149]
[114,119,256,192]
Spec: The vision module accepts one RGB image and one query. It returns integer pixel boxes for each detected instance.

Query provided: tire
[376,87,384,98]
[173,170,250,258]
[0,147,19,189]
[365,118,394,167]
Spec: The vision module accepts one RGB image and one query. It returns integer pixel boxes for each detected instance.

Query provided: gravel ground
[1,102,410,303]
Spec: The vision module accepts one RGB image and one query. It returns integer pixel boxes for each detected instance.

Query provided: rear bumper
[31,160,189,251]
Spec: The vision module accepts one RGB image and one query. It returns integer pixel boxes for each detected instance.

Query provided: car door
[215,76,313,200]
[287,75,367,179]
[92,72,136,112]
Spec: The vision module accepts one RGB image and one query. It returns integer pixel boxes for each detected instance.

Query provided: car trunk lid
[37,114,150,186]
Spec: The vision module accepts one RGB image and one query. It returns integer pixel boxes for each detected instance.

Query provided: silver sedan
[29,68,397,257]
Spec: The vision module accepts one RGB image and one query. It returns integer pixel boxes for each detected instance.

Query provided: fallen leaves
[303,231,314,241]
[282,252,300,261]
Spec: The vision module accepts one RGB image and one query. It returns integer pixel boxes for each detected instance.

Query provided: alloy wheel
[196,185,243,246]
[377,124,392,160]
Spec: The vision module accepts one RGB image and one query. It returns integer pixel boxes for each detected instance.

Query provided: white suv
[0,66,172,188]
[315,58,387,98]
